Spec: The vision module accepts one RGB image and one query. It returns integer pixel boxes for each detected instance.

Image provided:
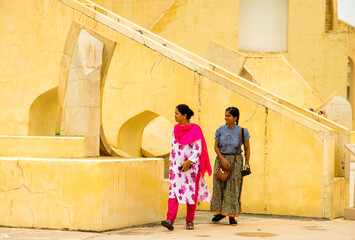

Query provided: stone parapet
[0,136,85,158]
[0,157,169,231]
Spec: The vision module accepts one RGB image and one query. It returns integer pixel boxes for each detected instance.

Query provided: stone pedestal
[344,207,355,220]
[344,145,355,219]
[61,29,103,156]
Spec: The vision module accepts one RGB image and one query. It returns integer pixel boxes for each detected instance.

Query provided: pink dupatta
[173,123,212,177]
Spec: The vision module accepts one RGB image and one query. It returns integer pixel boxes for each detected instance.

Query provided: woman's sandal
[186,221,194,230]
[161,219,174,231]
[229,218,237,225]
[212,214,226,222]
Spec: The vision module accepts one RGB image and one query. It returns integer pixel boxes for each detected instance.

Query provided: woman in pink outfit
[161,104,212,231]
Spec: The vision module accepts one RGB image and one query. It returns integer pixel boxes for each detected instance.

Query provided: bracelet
[245,165,250,168]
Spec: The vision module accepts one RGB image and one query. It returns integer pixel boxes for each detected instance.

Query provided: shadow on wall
[117,110,173,178]
[142,115,173,178]
[29,87,59,136]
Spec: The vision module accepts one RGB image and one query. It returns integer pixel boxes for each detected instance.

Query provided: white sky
[338,0,355,27]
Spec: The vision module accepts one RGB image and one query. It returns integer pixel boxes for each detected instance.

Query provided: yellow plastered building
[0,0,354,231]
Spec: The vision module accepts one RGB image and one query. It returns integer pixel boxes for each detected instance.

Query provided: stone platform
[0,156,186,231]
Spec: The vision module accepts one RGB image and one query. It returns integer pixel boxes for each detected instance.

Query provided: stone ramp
[204,41,323,109]
[205,41,247,76]
[71,0,347,136]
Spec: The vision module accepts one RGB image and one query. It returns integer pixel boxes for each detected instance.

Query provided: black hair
[226,107,240,125]
[176,104,194,120]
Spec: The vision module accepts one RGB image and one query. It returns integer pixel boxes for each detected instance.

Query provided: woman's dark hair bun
[176,104,194,120]
[226,107,240,125]
[188,108,194,117]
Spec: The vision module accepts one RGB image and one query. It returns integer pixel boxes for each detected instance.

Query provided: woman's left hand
[243,164,250,170]
[180,160,192,172]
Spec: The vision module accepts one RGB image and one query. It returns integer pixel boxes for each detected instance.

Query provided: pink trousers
[167,173,200,223]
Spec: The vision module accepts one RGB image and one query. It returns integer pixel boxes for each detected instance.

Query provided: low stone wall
[0,157,175,231]
[0,136,85,158]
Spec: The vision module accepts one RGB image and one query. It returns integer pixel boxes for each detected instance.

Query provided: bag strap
[242,128,244,145]
[242,128,247,161]
[233,127,243,165]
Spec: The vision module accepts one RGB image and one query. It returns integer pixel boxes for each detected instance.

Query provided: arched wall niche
[142,116,173,178]
[117,110,173,159]
[29,87,59,136]
[118,110,160,158]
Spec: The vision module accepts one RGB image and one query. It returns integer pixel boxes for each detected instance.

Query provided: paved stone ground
[1,211,355,240]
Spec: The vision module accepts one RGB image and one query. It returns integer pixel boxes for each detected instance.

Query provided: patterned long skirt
[210,154,243,217]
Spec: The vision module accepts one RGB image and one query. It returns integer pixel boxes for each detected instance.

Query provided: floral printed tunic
[169,133,212,204]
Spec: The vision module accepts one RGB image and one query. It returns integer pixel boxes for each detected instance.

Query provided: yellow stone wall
[92,0,172,29]
[349,131,355,162]
[339,21,355,127]
[334,177,346,217]
[92,0,352,102]
[91,0,240,58]
[0,157,169,231]
[0,0,72,135]
[286,1,348,100]
[244,56,323,109]
[0,0,350,230]
[265,111,333,217]
[150,0,239,59]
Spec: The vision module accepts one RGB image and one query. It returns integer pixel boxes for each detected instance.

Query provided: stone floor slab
[1,211,355,240]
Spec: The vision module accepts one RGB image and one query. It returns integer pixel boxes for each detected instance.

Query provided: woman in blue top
[210,107,250,225]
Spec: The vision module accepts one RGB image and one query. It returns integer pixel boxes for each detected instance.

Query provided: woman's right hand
[220,158,230,170]
[215,140,230,170]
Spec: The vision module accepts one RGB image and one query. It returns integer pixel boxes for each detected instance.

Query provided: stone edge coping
[0,156,163,162]
[0,135,85,140]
